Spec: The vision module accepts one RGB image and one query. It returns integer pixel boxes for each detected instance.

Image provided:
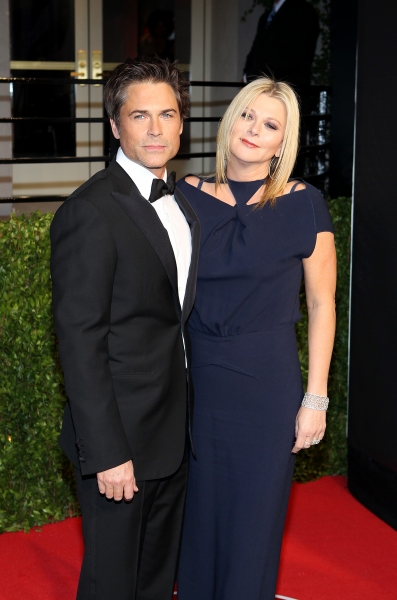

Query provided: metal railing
[0,76,330,203]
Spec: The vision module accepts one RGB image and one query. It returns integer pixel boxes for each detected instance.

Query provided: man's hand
[97,460,138,501]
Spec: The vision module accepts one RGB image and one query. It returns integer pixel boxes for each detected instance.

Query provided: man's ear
[110,119,121,140]
[179,119,183,135]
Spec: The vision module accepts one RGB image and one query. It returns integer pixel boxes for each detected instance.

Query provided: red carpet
[0,476,395,599]
[276,476,397,599]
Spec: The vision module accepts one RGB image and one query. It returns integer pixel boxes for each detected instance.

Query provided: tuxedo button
[78,456,86,463]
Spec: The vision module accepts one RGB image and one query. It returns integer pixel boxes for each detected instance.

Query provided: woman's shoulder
[184,175,201,188]
[176,175,201,196]
[283,178,326,204]
[177,174,215,189]
[176,175,200,189]
[283,179,307,194]
[289,180,334,234]
[176,175,219,205]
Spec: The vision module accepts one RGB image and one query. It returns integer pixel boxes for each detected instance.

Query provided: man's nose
[148,117,162,136]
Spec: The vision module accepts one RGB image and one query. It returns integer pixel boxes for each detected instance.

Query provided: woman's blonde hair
[215,77,300,207]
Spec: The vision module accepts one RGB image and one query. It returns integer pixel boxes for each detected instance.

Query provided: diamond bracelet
[301,392,329,411]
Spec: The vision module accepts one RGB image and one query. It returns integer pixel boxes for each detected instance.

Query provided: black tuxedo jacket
[244,0,319,89]
[50,159,200,480]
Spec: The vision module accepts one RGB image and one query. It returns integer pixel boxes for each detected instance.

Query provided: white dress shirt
[116,148,192,307]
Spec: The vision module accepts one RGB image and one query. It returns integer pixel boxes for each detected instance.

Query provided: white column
[167,0,263,181]
[169,0,213,178]
[173,0,262,180]
[75,0,90,164]
[89,0,104,177]
[205,0,264,174]
[0,0,12,217]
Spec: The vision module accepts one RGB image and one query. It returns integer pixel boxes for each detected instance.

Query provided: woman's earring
[268,156,279,180]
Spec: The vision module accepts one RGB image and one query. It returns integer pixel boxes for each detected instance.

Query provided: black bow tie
[148,171,176,203]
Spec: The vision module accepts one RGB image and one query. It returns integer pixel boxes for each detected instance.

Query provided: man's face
[110,82,183,176]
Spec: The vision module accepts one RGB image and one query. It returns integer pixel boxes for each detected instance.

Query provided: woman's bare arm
[292,232,337,453]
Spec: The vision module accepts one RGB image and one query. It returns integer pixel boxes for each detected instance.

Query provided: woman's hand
[291,406,326,453]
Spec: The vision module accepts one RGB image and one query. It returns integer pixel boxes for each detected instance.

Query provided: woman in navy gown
[177,78,336,600]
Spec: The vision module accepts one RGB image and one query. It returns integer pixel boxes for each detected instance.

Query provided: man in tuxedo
[50,56,200,600]
[244,0,320,91]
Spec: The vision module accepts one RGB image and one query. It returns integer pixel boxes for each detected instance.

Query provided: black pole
[349,0,397,531]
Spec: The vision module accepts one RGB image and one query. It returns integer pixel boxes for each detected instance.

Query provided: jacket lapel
[109,169,179,303]
[173,187,201,324]
[106,159,200,323]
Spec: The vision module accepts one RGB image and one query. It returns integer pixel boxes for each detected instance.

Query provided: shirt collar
[116,147,167,201]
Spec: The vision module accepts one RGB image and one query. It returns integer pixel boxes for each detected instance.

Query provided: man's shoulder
[69,159,133,201]
[56,160,133,216]
[69,166,113,201]
[50,159,142,239]
[51,165,120,232]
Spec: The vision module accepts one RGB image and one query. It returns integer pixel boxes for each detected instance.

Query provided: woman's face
[228,93,287,174]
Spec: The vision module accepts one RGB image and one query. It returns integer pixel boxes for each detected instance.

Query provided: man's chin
[140,163,167,171]
[141,155,178,171]
[122,147,179,171]
[143,146,179,162]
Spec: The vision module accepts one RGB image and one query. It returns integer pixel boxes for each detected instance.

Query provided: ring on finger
[311,438,321,445]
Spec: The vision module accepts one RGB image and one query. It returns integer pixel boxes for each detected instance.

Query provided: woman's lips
[241,138,260,148]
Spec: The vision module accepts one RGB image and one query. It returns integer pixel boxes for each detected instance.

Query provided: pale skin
[186,93,336,453]
[110,81,183,179]
[97,82,184,500]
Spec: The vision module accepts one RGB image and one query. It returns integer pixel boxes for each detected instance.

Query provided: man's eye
[134,114,145,120]
[162,113,172,118]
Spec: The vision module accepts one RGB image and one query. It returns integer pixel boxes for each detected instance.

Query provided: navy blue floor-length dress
[177,177,334,600]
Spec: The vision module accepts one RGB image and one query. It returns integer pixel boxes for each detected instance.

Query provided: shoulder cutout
[183,176,236,206]
[284,180,306,195]
[185,175,201,188]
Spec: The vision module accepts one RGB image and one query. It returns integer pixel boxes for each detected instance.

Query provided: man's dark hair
[104,56,190,130]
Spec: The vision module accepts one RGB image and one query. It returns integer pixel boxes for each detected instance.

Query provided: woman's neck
[226,160,269,182]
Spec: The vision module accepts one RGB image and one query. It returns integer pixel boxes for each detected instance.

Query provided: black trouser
[74,449,188,600]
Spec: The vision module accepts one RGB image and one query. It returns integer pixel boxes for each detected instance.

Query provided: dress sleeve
[307,184,334,234]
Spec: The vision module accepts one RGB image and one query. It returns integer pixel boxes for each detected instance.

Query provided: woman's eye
[265,122,277,130]
[241,112,253,120]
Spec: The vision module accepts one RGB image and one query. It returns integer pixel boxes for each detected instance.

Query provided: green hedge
[0,214,78,532]
[0,198,351,532]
